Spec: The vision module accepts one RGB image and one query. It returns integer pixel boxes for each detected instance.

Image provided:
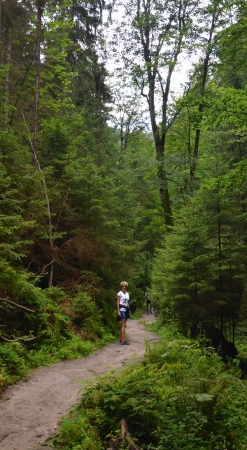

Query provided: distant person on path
[117,281,130,345]
[144,291,152,314]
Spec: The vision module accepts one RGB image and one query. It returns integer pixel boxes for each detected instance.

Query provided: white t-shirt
[118,291,129,310]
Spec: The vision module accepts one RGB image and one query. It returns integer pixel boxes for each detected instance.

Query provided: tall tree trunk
[217,195,224,334]
[136,0,176,227]
[32,0,54,287]
[4,27,12,124]
[33,0,41,163]
[0,0,2,49]
[136,0,189,226]
[149,65,174,227]
[189,3,218,194]
[144,45,174,227]
[156,142,173,226]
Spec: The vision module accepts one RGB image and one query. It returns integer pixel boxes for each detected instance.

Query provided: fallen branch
[0,333,45,342]
[107,418,141,450]
[0,298,35,312]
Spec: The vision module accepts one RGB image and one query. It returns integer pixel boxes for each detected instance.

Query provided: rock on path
[0,314,158,450]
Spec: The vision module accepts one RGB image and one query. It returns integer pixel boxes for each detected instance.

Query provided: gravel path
[0,314,158,450]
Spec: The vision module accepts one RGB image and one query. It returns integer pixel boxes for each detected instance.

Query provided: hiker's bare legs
[120,319,127,341]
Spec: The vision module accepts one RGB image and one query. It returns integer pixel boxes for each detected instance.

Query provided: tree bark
[23,109,55,288]
[189,2,218,194]
[0,0,2,55]
[31,0,54,287]
[33,0,42,164]
[136,0,190,227]
[4,26,11,124]
[137,1,173,227]
[107,419,141,450]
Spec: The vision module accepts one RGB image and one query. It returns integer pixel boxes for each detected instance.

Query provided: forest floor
[0,313,158,450]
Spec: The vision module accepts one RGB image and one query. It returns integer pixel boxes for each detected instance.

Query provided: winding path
[0,314,158,450]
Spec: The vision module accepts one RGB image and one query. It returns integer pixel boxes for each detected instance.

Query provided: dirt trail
[0,314,158,450]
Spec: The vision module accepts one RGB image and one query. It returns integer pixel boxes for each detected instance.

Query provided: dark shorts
[120,310,128,320]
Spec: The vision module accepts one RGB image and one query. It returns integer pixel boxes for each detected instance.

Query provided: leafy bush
[0,331,115,393]
[0,342,28,387]
[0,267,115,392]
[55,326,247,450]
[70,292,103,338]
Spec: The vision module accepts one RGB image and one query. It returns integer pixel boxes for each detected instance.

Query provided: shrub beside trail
[55,322,247,450]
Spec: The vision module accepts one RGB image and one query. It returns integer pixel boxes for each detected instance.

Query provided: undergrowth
[54,323,247,450]
[0,329,115,392]
[0,282,117,392]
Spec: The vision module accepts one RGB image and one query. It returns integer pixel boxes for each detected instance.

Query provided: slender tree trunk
[156,142,173,226]
[32,0,54,287]
[136,0,188,226]
[216,195,224,334]
[238,140,247,229]
[0,0,3,163]
[66,0,74,65]
[189,6,217,194]
[192,203,199,330]
[150,76,173,227]
[0,0,2,49]
[33,0,42,163]
[1,16,12,162]
[4,27,12,124]
[136,0,174,227]
[120,116,124,151]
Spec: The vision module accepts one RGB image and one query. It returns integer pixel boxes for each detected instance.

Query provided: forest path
[0,314,158,450]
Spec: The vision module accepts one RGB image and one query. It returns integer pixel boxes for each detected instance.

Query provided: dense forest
[1,0,247,446]
[0,0,165,388]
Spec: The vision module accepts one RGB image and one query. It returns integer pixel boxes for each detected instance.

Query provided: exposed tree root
[107,418,141,450]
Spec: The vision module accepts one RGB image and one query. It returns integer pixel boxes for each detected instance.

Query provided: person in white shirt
[117,281,130,345]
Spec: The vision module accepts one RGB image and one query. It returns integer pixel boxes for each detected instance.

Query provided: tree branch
[22,110,55,287]
[0,333,45,342]
[33,259,55,285]
[0,298,35,312]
